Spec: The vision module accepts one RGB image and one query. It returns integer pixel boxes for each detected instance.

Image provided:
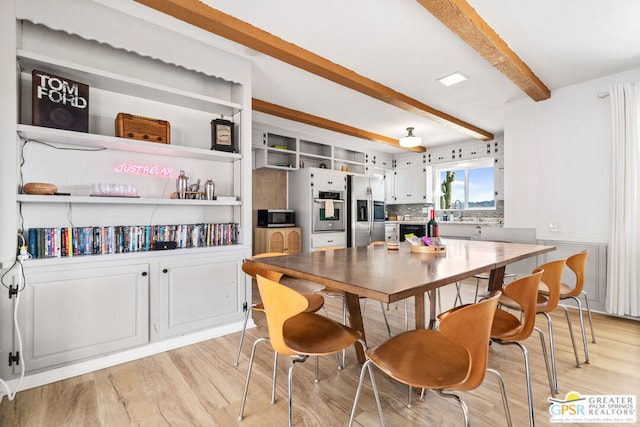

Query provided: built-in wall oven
[312,191,346,232]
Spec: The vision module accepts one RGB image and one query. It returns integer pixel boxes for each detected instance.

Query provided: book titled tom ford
[32,70,89,132]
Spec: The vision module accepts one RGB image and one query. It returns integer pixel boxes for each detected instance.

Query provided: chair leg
[582,291,597,343]
[474,277,483,302]
[233,304,254,367]
[453,281,463,307]
[271,351,278,404]
[436,389,470,427]
[348,359,385,427]
[539,313,559,395]
[379,301,392,337]
[404,299,409,330]
[569,296,590,364]
[559,304,581,368]
[486,368,513,427]
[534,326,555,397]
[288,355,309,427]
[492,340,531,427]
[238,337,270,421]
[317,290,346,370]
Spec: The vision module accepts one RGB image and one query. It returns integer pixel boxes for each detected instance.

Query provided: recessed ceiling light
[437,72,468,87]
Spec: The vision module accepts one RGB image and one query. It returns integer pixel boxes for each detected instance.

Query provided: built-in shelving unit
[0,13,252,385]
[253,127,367,174]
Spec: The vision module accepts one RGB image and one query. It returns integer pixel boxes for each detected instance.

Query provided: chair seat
[491,308,525,341]
[365,329,471,389]
[495,292,550,312]
[283,312,362,356]
[539,282,578,299]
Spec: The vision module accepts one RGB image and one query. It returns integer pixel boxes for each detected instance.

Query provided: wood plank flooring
[1,277,638,426]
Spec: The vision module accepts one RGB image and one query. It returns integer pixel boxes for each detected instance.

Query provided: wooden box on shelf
[116,113,170,144]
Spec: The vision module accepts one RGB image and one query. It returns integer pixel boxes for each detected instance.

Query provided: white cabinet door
[394,165,426,204]
[311,168,346,192]
[154,254,244,339]
[384,170,396,204]
[20,263,149,373]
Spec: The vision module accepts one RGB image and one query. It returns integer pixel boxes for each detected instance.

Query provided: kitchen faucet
[453,199,463,220]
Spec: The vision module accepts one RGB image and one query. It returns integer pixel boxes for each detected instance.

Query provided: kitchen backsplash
[387,200,504,221]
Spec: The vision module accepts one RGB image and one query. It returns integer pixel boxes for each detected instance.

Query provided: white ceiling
[157,0,640,153]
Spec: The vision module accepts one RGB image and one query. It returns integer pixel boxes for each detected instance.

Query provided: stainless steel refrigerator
[347,175,385,247]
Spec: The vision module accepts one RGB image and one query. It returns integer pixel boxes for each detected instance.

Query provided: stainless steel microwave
[257,209,296,227]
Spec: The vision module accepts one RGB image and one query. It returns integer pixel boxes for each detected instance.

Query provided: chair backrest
[533,258,567,313]
[256,274,309,356]
[498,270,544,341]
[241,252,287,282]
[564,250,589,297]
[437,292,501,391]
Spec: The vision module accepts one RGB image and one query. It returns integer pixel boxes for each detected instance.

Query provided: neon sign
[113,163,174,177]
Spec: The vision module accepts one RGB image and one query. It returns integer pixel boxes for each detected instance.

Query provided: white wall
[504,67,640,243]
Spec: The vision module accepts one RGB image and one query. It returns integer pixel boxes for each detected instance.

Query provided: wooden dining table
[245,239,555,362]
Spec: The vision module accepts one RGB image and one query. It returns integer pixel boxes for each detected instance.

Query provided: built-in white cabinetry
[253,125,368,174]
[1,11,252,386]
[310,232,347,250]
[19,262,149,373]
[311,168,347,192]
[390,154,427,204]
[154,250,244,340]
[299,139,332,169]
[252,130,298,170]
[384,170,396,204]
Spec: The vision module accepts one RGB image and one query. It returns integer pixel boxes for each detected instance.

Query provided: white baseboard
[0,319,256,396]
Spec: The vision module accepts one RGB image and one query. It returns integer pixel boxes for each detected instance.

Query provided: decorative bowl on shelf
[23,182,57,195]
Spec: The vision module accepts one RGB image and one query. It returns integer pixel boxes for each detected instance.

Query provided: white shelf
[17,194,241,206]
[10,244,250,269]
[17,124,241,162]
[17,50,242,115]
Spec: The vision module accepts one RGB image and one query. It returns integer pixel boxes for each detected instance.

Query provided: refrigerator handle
[369,191,373,237]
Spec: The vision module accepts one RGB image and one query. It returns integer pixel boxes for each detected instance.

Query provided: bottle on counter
[427,208,439,237]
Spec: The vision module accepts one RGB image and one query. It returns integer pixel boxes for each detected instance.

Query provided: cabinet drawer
[311,233,346,249]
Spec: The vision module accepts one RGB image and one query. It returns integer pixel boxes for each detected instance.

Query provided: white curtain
[606,82,640,316]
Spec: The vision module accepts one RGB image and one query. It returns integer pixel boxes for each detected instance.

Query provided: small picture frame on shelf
[211,116,236,153]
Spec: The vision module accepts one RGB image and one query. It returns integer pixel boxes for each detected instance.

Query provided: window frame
[433,157,495,211]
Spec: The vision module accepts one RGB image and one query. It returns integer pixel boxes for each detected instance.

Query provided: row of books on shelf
[27,223,240,259]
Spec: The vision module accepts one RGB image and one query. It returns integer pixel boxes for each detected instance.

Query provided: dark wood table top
[247,240,556,304]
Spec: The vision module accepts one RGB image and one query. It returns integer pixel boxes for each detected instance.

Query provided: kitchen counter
[386,218,503,226]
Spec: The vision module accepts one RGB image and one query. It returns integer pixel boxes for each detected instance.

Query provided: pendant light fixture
[399,127,422,148]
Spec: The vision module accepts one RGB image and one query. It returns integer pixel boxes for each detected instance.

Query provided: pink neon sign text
[113,163,174,177]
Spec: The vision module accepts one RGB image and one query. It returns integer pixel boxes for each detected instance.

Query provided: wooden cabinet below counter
[255,227,302,254]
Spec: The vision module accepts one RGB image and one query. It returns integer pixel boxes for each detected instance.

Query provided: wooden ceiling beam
[135,0,494,142]
[253,99,426,153]
[416,0,551,101]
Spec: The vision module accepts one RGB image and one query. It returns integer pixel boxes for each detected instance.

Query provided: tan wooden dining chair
[239,274,379,427]
[498,258,578,395]
[349,293,510,427]
[490,270,553,427]
[539,250,595,364]
[234,253,324,367]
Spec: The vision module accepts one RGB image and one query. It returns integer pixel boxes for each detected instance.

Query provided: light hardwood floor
[1,277,639,426]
